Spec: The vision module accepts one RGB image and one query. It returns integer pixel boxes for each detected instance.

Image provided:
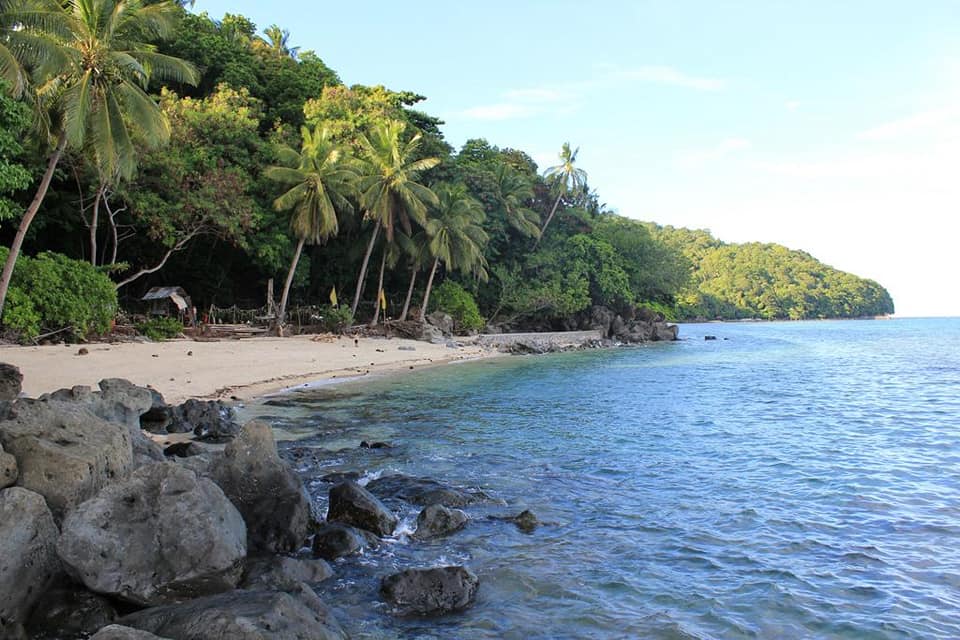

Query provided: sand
[0,334,496,403]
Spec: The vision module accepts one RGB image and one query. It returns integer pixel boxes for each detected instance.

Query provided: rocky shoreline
[0,313,677,639]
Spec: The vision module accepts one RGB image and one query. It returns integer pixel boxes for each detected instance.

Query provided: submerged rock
[0,399,133,519]
[488,509,542,533]
[366,474,488,508]
[119,584,347,640]
[380,566,479,616]
[311,522,374,560]
[57,462,247,606]
[326,481,397,537]
[210,420,312,553]
[412,504,468,540]
[0,487,61,635]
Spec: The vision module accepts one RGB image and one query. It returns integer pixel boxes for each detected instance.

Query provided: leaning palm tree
[0,0,198,318]
[265,125,355,327]
[350,119,439,318]
[492,162,540,239]
[419,183,489,322]
[535,141,587,248]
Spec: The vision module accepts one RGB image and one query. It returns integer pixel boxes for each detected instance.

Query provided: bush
[430,280,484,332]
[0,248,118,342]
[136,316,184,341]
[316,304,353,333]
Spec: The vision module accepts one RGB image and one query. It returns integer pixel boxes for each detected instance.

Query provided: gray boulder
[0,363,22,401]
[0,487,61,634]
[241,556,333,590]
[366,474,487,508]
[119,584,347,640]
[41,380,164,466]
[412,504,468,540]
[0,400,133,519]
[311,522,371,560]
[26,585,118,639]
[168,399,240,441]
[209,420,311,553]
[380,566,479,615]
[139,389,171,434]
[57,462,247,606]
[426,311,454,335]
[90,625,171,640]
[0,442,16,489]
[327,481,397,536]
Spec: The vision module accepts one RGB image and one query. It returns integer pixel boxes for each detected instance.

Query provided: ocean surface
[248,318,960,639]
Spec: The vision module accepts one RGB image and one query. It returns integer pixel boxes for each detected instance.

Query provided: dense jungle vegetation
[0,1,894,340]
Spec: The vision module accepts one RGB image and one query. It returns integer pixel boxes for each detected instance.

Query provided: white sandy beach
[0,335,495,403]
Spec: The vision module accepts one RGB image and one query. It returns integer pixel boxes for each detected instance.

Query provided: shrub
[430,280,484,332]
[316,304,353,333]
[0,248,118,342]
[136,316,184,341]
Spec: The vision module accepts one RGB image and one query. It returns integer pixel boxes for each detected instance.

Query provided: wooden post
[266,278,275,316]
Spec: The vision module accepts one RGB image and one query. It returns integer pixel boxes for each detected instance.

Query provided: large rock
[26,585,118,639]
[90,625,171,640]
[210,420,311,553]
[0,400,133,519]
[41,380,164,466]
[0,363,22,401]
[119,584,347,640]
[311,522,370,560]
[0,442,16,489]
[327,481,397,537]
[57,462,247,606]
[366,474,487,508]
[412,504,468,540]
[0,488,61,634]
[380,566,479,615]
[241,556,333,590]
[139,389,171,435]
[168,399,240,442]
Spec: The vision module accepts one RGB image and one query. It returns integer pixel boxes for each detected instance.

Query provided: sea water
[250,318,960,639]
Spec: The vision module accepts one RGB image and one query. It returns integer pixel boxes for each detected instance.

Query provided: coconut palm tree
[492,162,540,239]
[419,183,488,322]
[261,24,298,60]
[265,125,355,327]
[535,142,587,248]
[0,0,64,98]
[0,0,198,318]
[350,119,439,319]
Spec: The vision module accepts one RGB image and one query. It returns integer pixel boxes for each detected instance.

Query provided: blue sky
[193,1,960,316]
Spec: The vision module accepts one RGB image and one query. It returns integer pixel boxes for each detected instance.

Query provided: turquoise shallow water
[251,318,960,639]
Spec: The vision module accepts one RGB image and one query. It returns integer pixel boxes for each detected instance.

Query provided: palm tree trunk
[370,249,387,327]
[278,237,305,329]
[533,192,563,249]
[400,264,417,321]
[0,132,68,319]
[351,223,380,318]
[418,257,440,322]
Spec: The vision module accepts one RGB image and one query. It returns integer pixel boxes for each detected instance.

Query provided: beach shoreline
[0,334,498,404]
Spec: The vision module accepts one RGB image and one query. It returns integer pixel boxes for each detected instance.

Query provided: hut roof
[141,286,190,311]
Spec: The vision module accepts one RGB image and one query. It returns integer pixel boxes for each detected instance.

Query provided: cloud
[502,88,569,102]
[785,100,802,112]
[616,65,725,91]
[676,137,751,167]
[460,103,541,121]
[858,105,960,141]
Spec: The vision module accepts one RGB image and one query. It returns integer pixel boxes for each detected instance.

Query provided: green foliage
[315,304,353,333]
[0,81,31,221]
[430,280,484,332]
[0,248,118,342]
[136,316,183,341]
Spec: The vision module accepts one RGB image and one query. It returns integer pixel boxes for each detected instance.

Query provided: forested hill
[650,226,895,320]
[0,3,893,342]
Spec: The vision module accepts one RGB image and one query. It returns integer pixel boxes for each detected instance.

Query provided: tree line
[0,1,894,341]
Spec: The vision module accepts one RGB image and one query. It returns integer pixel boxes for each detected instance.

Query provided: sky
[192,1,960,317]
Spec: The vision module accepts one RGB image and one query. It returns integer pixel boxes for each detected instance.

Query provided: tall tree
[0,0,198,318]
[419,182,488,322]
[0,0,63,98]
[536,142,587,247]
[350,119,439,318]
[265,125,354,326]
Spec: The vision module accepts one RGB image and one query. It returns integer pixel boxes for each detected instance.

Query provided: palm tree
[265,125,355,327]
[261,24,298,60]
[350,119,439,319]
[535,142,587,248]
[492,162,540,239]
[0,0,64,98]
[419,183,488,322]
[0,0,198,318]
[396,230,429,321]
